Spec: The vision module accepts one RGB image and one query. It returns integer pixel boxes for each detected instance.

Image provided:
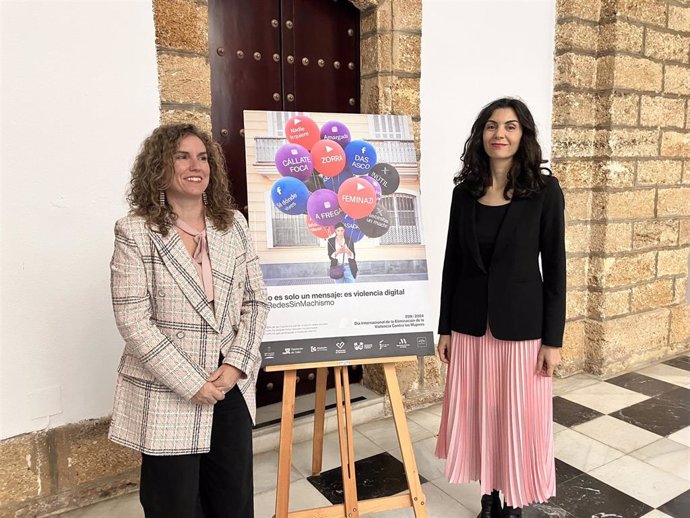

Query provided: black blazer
[327,236,358,278]
[439,175,566,347]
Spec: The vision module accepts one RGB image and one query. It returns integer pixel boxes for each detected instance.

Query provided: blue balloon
[271,177,309,215]
[342,216,365,243]
[322,168,354,192]
[345,140,377,175]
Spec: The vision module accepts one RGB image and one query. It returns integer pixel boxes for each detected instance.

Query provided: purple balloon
[322,168,354,193]
[274,143,313,180]
[320,120,351,148]
[342,216,365,242]
[360,175,382,200]
[307,189,344,227]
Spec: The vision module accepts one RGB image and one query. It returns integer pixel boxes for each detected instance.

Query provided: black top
[438,175,566,347]
[475,202,509,268]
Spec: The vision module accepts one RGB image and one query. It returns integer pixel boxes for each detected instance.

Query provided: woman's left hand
[536,345,561,377]
[209,364,243,393]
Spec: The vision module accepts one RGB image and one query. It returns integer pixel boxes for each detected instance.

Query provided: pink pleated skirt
[435,328,555,508]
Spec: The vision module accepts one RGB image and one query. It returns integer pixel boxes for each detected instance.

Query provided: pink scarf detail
[174,218,214,302]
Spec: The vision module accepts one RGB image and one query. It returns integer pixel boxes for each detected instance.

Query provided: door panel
[209,0,361,407]
[282,0,360,113]
[208,0,282,212]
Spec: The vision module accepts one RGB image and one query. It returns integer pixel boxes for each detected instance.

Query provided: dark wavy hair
[127,124,236,235]
[454,98,551,199]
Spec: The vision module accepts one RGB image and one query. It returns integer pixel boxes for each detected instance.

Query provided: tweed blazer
[108,211,269,455]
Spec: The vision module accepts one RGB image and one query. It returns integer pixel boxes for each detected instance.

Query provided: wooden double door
[208,0,362,406]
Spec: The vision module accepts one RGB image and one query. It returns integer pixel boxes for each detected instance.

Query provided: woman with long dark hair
[435,98,566,517]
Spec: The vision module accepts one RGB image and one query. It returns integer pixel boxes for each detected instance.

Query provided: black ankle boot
[502,504,522,517]
[478,490,502,518]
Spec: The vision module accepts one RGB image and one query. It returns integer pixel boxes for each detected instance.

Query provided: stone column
[553,0,690,376]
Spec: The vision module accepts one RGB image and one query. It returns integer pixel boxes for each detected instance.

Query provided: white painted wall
[0,0,160,439]
[420,0,557,339]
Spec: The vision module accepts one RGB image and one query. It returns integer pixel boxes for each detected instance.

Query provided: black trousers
[139,386,254,518]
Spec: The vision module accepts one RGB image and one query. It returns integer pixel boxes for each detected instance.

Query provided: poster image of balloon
[243,110,434,365]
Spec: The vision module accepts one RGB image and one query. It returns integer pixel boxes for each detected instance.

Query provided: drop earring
[202,192,208,206]
[159,191,166,206]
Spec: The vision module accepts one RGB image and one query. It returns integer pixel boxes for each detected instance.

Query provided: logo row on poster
[260,332,434,364]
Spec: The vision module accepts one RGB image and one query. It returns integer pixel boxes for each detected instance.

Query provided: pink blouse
[174,218,214,302]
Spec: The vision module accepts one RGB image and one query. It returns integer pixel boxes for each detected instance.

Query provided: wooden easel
[267,356,427,518]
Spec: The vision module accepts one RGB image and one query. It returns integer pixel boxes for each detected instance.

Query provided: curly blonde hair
[127,124,237,235]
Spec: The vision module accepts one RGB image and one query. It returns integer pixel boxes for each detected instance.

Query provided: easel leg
[383,363,427,517]
[311,367,328,475]
[334,367,360,518]
[274,370,297,518]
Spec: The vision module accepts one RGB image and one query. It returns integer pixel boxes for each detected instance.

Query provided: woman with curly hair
[108,124,269,518]
[435,99,566,517]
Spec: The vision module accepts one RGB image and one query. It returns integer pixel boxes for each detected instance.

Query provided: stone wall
[155,0,213,132]
[0,419,139,518]
[553,0,690,375]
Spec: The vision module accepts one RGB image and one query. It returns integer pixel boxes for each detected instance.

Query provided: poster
[243,110,435,366]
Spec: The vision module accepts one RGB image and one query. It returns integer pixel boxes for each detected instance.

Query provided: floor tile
[389,436,447,481]
[555,458,584,486]
[291,430,383,478]
[550,472,652,518]
[554,429,625,472]
[606,372,680,397]
[307,452,428,505]
[657,488,690,518]
[588,455,689,507]
[360,505,414,517]
[419,482,474,518]
[57,493,142,518]
[640,511,674,518]
[668,425,690,447]
[521,502,569,518]
[552,373,599,396]
[552,396,603,428]
[406,407,441,434]
[253,478,331,517]
[253,449,302,494]
[553,421,567,434]
[573,415,661,453]
[638,364,690,388]
[631,438,690,481]
[356,416,435,452]
[429,477,483,514]
[663,355,690,372]
[426,403,443,416]
[611,389,690,437]
[656,386,690,411]
[561,381,650,414]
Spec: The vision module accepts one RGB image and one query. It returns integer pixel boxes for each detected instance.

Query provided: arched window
[379,193,421,245]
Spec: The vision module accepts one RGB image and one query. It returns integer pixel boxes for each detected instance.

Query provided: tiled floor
[60,355,690,518]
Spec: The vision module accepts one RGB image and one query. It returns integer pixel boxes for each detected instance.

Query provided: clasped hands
[191,364,243,405]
